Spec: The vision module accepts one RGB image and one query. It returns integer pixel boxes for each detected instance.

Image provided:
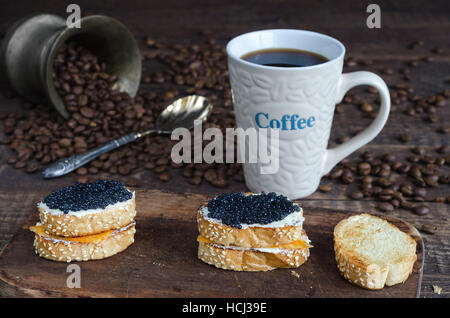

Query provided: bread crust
[32,223,136,263]
[333,213,417,290]
[197,209,304,248]
[198,241,309,271]
[38,196,136,237]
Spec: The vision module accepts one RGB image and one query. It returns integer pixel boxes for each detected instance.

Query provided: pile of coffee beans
[323,146,449,215]
[1,37,242,188]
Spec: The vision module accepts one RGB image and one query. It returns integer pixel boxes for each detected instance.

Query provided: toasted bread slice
[334,214,417,290]
[198,241,310,271]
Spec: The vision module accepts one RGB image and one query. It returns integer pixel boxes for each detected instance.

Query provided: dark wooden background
[0,0,448,297]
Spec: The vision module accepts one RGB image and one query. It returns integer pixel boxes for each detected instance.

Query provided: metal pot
[0,14,141,119]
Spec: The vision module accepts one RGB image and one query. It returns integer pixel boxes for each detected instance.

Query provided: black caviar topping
[43,180,132,213]
[206,192,300,228]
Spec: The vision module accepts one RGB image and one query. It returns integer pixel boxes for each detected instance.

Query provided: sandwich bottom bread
[334,213,417,290]
[197,192,311,271]
[198,238,310,272]
[31,222,135,262]
[30,180,136,262]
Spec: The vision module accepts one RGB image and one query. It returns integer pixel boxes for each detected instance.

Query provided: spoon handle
[42,131,156,178]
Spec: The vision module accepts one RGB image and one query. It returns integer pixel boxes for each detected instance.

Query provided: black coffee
[241,48,328,67]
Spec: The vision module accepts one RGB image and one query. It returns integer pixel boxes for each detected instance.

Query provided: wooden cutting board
[0,189,424,297]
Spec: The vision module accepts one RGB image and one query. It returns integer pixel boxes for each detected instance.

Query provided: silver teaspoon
[42,95,213,179]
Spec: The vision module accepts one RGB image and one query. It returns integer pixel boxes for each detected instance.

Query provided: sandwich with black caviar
[30,180,136,262]
[197,192,311,271]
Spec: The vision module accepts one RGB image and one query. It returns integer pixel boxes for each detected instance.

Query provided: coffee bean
[87,166,98,174]
[159,172,171,182]
[319,184,332,193]
[171,161,183,169]
[211,177,227,188]
[193,169,204,178]
[398,133,411,143]
[156,157,169,166]
[337,136,350,144]
[349,190,364,200]
[435,157,446,166]
[421,155,435,164]
[409,166,422,179]
[144,162,156,170]
[400,184,414,196]
[76,167,87,175]
[412,147,425,156]
[362,176,374,184]
[391,161,402,171]
[154,165,167,174]
[414,188,427,197]
[58,138,72,147]
[341,169,354,184]
[77,175,89,183]
[382,154,396,163]
[421,224,437,234]
[437,145,449,154]
[379,189,394,200]
[189,176,202,185]
[360,102,373,113]
[7,156,18,165]
[440,174,450,184]
[80,107,94,118]
[413,205,430,215]
[433,196,446,203]
[378,202,394,212]
[204,169,217,183]
[438,125,450,134]
[358,162,371,176]
[400,200,415,210]
[424,175,439,187]
[375,178,391,188]
[118,165,131,175]
[330,168,344,179]
[25,162,39,173]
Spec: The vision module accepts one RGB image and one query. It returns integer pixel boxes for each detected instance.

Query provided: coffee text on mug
[255,112,316,130]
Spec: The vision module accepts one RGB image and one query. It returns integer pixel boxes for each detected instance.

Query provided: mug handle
[321,71,391,176]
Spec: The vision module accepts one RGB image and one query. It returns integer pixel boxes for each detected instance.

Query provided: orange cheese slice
[197,235,311,249]
[30,225,115,244]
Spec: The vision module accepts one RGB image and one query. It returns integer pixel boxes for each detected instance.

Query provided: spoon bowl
[156,95,213,133]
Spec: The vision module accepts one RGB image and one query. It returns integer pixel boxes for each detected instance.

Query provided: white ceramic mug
[227,29,390,199]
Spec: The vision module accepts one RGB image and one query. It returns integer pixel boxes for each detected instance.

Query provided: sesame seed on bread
[197,192,311,271]
[334,213,417,290]
[32,222,136,263]
[37,180,136,237]
[38,194,136,237]
[197,209,305,248]
[31,180,137,262]
[198,241,310,271]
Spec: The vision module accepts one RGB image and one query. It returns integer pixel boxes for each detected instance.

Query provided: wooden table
[0,0,448,297]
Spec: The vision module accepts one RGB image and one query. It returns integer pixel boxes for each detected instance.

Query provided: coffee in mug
[241,48,328,68]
